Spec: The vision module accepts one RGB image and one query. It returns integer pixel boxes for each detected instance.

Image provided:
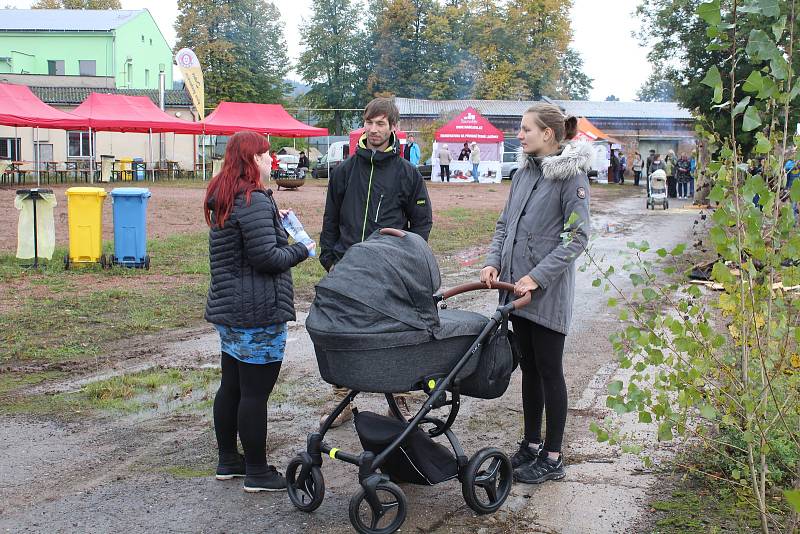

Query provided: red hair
[204,131,270,228]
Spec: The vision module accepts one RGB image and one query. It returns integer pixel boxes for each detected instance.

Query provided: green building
[0,9,173,90]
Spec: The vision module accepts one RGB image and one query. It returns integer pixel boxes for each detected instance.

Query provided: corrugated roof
[553,100,692,120]
[0,9,143,32]
[396,97,693,120]
[30,86,194,107]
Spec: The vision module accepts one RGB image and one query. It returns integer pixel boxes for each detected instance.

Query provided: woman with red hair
[204,131,315,492]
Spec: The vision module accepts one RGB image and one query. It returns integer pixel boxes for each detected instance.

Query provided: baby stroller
[288,228,529,534]
[647,169,669,210]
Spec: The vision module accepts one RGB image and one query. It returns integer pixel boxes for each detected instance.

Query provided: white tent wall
[430,140,503,183]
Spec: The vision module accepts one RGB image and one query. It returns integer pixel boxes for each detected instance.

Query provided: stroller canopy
[313,230,441,333]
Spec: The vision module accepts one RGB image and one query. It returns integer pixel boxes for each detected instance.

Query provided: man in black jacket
[319,97,433,426]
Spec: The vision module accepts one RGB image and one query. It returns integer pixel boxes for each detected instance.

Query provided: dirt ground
[0,181,704,533]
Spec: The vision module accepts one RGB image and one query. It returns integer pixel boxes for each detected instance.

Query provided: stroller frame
[287,280,531,534]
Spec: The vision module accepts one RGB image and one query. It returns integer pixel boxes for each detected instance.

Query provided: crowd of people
[610,148,698,200]
[203,98,590,493]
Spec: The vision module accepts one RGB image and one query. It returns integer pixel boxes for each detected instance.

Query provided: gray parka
[485,141,593,335]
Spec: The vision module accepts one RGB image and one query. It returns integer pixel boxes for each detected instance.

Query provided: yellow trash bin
[119,157,133,181]
[65,187,108,269]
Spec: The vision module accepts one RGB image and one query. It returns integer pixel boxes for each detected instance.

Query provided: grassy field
[0,204,502,399]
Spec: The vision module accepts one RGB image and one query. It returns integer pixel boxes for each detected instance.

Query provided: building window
[141,35,145,42]
[149,38,153,45]
[47,60,65,76]
[0,138,21,160]
[145,69,150,86]
[125,61,133,87]
[67,131,94,158]
[78,60,96,76]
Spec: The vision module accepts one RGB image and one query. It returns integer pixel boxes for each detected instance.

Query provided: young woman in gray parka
[480,102,591,485]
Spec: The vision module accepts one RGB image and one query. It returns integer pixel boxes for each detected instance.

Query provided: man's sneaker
[243,466,287,492]
[514,454,566,484]
[511,440,542,469]
[215,453,246,480]
[319,402,353,429]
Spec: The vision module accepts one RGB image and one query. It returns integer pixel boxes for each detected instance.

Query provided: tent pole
[89,127,94,184]
[202,129,206,181]
[149,128,154,182]
[35,126,40,187]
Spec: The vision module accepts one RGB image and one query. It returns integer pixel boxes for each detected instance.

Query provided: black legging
[213,352,282,469]
[440,165,450,182]
[511,316,567,452]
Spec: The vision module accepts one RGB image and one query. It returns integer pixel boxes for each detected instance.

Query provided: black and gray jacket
[319,132,433,271]
[205,189,309,328]
[485,141,593,335]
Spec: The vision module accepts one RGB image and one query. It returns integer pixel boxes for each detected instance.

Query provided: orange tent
[574,117,620,144]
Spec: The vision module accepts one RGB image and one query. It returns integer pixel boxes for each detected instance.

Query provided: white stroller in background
[647,169,669,210]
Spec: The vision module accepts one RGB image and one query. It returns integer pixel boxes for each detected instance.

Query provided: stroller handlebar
[436,281,532,310]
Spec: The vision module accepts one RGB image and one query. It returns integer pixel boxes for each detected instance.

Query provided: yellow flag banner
[175,48,205,120]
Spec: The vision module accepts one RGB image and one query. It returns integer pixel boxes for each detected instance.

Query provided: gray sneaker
[511,440,542,469]
[513,454,565,484]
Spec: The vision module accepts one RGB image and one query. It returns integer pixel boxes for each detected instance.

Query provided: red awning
[0,83,86,129]
[201,102,329,137]
[434,107,503,143]
[71,93,203,134]
[348,128,407,155]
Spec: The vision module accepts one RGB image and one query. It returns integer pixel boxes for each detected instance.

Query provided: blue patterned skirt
[214,323,288,364]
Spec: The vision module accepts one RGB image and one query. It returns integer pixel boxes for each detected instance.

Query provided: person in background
[632,151,644,186]
[470,141,481,182]
[404,134,421,166]
[270,150,280,179]
[458,141,471,161]
[438,143,452,182]
[618,151,627,184]
[645,149,656,176]
[665,150,677,198]
[676,153,692,199]
[204,131,314,492]
[610,149,620,184]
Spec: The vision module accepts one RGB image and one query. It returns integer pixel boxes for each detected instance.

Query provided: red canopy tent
[348,128,407,156]
[434,107,503,143]
[70,93,204,180]
[0,83,88,185]
[0,83,86,129]
[71,93,203,134]
[200,102,328,137]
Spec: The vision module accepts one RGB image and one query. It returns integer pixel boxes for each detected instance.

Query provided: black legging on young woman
[213,352,282,469]
[510,316,567,453]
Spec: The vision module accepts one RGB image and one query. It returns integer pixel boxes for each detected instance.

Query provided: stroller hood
[310,229,442,334]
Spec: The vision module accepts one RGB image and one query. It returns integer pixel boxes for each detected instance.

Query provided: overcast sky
[6,0,653,101]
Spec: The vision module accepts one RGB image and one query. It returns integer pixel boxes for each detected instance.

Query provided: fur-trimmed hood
[517,140,594,181]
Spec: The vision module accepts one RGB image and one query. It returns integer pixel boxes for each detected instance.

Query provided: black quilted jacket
[205,189,309,328]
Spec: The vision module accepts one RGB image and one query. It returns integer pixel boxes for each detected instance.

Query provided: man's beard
[367,131,392,149]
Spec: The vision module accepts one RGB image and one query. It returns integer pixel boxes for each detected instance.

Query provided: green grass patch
[1,367,220,416]
[0,370,66,396]
[429,207,499,254]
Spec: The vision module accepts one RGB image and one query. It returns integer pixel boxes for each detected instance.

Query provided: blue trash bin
[110,187,151,269]
[133,158,146,181]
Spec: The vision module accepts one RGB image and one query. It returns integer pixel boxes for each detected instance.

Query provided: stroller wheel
[286,456,325,512]
[461,447,513,515]
[348,480,407,534]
